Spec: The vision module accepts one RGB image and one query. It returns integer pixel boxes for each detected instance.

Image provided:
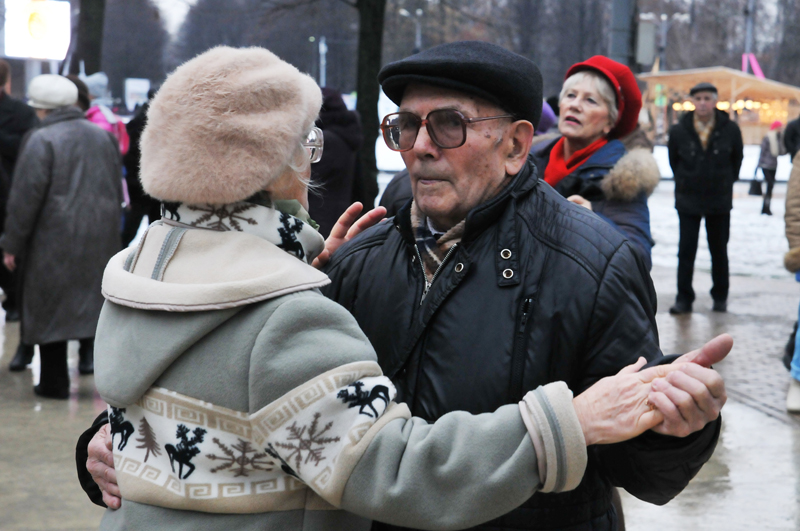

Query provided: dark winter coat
[0,92,39,179]
[0,107,123,344]
[667,110,744,215]
[309,91,363,237]
[378,169,412,218]
[323,157,720,531]
[533,139,660,270]
[0,92,39,232]
[785,118,800,161]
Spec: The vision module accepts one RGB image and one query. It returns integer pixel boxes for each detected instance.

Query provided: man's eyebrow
[398,104,474,115]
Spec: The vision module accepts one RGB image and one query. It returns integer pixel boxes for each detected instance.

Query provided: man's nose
[412,123,439,155]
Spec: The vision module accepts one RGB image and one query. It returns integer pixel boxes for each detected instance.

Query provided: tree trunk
[71,0,107,75]
[353,0,386,208]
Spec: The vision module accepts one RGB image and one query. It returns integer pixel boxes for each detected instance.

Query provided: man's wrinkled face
[399,84,512,230]
[692,91,718,120]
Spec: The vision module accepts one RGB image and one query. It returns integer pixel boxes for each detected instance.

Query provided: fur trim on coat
[140,46,322,205]
[601,148,660,202]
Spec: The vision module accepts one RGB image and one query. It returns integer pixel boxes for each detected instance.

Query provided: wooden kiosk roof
[638,66,800,102]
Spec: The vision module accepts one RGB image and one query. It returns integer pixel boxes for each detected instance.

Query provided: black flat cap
[690,82,718,96]
[378,41,543,127]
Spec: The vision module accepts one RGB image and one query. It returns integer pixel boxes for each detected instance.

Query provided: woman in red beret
[533,56,660,270]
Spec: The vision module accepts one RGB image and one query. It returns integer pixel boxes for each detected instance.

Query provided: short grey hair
[559,70,619,128]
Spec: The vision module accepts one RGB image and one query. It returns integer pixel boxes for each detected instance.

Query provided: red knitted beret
[565,56,642,139]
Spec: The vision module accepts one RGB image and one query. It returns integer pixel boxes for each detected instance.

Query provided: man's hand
[311,202,387,269]
[86,424,121,509]
[567,195,592,211]
[574,358,694,445]
[4,252,15,272]
[647,334,731,437]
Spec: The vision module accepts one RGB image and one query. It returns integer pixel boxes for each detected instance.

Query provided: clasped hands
[574,334,730,445]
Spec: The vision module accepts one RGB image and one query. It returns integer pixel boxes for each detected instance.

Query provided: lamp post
[399,8,423,54]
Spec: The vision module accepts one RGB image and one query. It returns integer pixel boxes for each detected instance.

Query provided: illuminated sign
[5,0,71,60]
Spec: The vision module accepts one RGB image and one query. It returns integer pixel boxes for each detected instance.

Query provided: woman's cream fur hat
[140,46,322,205]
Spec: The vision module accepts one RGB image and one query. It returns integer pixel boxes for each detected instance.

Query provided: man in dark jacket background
[0,59,38,330]
[667,82,743,314]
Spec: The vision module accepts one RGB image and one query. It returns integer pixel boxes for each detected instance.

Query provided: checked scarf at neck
[410,201,465,282]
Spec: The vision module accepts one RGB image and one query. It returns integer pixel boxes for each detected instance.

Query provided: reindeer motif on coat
[109,407,135,451]
[337,381,391,418]
[164,424,207,480]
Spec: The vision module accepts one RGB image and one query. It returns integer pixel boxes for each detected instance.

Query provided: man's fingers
[675,363,727,400]
[647,390,688,436]
[101,489,121,510]
[617,357,647,375]
[345,206,387,240]
[675,334,733,368]
[328,202,365,240]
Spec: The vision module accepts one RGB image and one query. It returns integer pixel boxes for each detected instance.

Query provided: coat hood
[97,205,330,405]
[316,90,363,151]
[601,148,661,201]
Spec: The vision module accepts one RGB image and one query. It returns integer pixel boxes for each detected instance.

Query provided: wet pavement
[1,181,799,530]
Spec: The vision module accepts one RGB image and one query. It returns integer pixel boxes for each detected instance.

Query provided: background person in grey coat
[0,74,122,399]
[757,120,787,215]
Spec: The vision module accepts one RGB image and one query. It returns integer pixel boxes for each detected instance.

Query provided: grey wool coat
[0,106,122,344]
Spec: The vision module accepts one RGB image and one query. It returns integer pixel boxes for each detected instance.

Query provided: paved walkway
[1,182,798,530]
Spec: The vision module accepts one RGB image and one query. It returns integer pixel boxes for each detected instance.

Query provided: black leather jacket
[323,157,720,531]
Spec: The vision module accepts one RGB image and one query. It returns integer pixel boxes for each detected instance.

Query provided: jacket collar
[394,157,540,246]
[680,109,729,134]
[40,106,85,127]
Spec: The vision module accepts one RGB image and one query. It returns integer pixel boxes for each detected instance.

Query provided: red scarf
[543,137,608,187]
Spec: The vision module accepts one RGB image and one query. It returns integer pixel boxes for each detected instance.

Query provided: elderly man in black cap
[667,82,744,314]
[82,42,729,531]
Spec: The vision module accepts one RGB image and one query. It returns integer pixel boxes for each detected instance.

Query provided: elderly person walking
[757,120,786,215]
[0,74,122,398]
[533,56,660,270]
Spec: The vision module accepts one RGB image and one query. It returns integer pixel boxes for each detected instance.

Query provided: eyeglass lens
[382,110,466,152]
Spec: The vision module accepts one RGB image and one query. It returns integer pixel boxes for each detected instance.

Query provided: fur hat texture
[140,46,322,205]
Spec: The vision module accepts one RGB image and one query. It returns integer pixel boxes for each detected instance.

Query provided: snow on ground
[650,180,791,280]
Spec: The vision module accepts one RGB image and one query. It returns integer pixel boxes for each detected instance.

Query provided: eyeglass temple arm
[463,114,515,124]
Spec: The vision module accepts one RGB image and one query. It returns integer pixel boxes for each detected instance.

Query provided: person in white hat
[0,73,123,398]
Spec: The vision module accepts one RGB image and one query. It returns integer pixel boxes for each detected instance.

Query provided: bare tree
[102,0,169,101]
[71,0,107,75]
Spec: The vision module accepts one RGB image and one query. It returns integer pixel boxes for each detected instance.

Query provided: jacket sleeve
[731,124,744,181]
[667,127,681,179]
[0,133,52,255]
[253,296,587,530]
[578,242,720,504]
[75,411,110,508]
[592,196,654,271]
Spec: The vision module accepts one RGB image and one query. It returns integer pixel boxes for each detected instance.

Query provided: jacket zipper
[510,297,534,402]
[414,244,459,305]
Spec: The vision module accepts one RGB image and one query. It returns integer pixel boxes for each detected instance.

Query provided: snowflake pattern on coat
[207,438,274,477]
[273,412,340,473]
[187,204,257,231]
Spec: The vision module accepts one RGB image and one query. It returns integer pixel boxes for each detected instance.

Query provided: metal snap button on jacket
[502,269,514,279]
[455,263,464,273]
[501,249,512,260]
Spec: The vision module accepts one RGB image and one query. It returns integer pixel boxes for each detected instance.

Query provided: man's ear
[504,120,535,175]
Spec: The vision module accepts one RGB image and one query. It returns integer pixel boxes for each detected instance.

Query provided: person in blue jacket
[533,56,660,270]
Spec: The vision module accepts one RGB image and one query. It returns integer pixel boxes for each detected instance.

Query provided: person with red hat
[756,120,787,215]
[533,56,660,270]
